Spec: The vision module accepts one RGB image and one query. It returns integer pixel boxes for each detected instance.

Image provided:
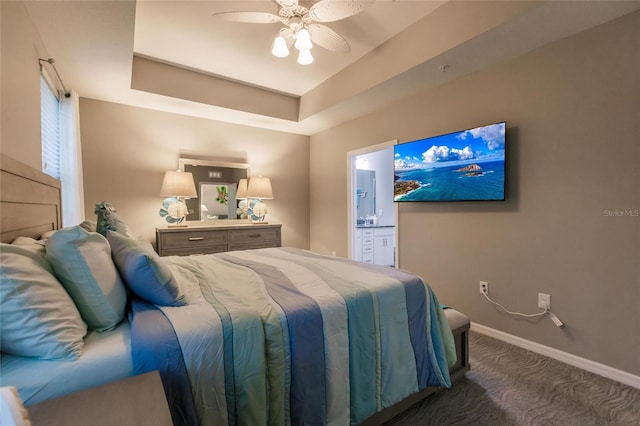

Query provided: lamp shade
[246,176,273,199]
[236,178,248,199]
[160,170,197,198]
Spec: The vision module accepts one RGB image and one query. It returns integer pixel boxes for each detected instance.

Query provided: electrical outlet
[538,293,550,309]
[479,281,489,295]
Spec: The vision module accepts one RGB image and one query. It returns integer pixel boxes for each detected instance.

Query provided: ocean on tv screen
[394,122,505,202]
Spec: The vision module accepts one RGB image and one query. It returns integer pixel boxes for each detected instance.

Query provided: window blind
[41,75,61,179]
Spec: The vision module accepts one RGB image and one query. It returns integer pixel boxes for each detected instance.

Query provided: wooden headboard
[0,154,62,243]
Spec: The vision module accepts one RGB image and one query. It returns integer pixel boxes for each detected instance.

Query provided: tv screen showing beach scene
[394,122,506,202]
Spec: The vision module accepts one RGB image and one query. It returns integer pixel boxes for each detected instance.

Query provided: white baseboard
[470,322,640,390]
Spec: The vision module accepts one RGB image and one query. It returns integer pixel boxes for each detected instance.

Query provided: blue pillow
[45,226,127,332]
[107,231,184,307]
[0,244,87,360]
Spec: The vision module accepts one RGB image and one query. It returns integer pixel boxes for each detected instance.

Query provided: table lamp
[246,176,273,224]
[159,170,197,226]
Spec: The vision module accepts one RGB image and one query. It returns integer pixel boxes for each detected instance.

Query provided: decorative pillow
[0,244,87,360]
[45,226,127,332]
[95,202,136,239]
[107,231,185,307]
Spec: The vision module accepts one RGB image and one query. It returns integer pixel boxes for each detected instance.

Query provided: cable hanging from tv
[481,290,564,327]
[39,58,71,98]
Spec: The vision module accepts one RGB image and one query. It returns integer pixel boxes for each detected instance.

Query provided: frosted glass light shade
[236,178,248,199]
[297,49,314,65]
[247,176,273,199]
[294,28,312,51]
[272,36,290,58]
[160,170,197,198]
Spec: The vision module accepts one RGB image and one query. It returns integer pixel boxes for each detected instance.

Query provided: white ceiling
[24,1,640,136]
[134,0,445,96]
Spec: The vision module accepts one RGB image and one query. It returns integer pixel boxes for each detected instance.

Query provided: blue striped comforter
[134,247,455,426]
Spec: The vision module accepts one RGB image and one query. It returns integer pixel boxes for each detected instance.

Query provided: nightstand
[156,222,281,256]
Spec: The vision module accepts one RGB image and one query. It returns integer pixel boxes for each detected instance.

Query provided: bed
[0,153,470,425]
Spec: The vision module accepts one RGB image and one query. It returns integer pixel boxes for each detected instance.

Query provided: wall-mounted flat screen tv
[394,121,506,202]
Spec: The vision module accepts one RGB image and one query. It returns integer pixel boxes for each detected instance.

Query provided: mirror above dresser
[178,157,250,222]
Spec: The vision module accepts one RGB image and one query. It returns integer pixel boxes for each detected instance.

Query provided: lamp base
[160,198,190,227]
[248,199,268,224]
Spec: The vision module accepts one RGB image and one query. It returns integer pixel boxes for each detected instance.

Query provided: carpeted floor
[384,331,640,426]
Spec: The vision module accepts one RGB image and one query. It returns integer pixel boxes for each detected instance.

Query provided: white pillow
[40,230,57,240]
[0,244,87,360]
[45,226,127,332]
[11,236,46,257]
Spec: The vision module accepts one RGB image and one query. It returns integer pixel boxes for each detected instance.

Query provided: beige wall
[0,1,49,168]
[310,12,639,375]
[80,98,310,248]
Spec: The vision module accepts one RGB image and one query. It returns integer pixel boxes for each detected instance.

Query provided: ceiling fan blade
[274,0,299,9]
[212,11,282,24]
[309,0,374,23]
[309,24,350,53]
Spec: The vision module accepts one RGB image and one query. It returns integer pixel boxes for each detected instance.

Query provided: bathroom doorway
[347,140,397,267]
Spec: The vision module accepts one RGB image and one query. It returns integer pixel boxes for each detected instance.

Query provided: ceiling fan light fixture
[297,48,314,65]
[294,28,313,51]
[214,0,372,64]
[272,36,290,58]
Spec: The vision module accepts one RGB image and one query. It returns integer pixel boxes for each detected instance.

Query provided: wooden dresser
[156,222,281,256]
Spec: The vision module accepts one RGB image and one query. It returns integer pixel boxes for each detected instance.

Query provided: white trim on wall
[471,322,640,389]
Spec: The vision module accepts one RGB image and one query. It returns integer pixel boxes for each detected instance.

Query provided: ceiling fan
[213,0,375,65]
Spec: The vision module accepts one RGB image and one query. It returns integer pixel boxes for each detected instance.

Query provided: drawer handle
[188,237,205,241]
[247,233,261,238]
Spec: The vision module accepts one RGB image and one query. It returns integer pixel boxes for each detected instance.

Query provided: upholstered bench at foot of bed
[444,308,471,382]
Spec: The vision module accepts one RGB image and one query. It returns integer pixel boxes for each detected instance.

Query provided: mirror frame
[178,157,250,222]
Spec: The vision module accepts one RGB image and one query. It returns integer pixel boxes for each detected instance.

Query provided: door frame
[346,139,398,263]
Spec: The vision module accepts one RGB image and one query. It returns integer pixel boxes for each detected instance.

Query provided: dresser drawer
[160,245,228,257]
[228,241,280,252]
[159,230,227,250]
[228,227,281,245]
